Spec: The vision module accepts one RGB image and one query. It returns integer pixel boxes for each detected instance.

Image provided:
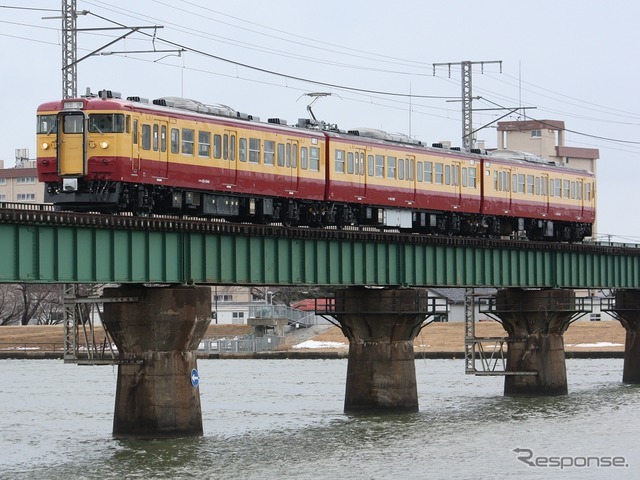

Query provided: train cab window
[249,138,260,163]
[310,147,320,171]
[335,149,345,173]
[444,165,451,185]
[64,115,84,134]
[239,138,247,162]
[424,162,433,183]
[462,168,468,187]
[375,155,384,178]
[434,163,443,184]
[152,125,159,151]
[170,128,179,154]
[141,124,151,150]
[301,147,308,170]
[368,155,374,176]
[277,143,285,166]
[347,152,354,174]
[388,156,397,179]
[89,114,125,133]
[570,181,576,199]
[526,175,534,195]
[535,177,541,195]
[37,115,57,134]
[198,131,211,157]
[161,125,167,152]
[264,140,275,166]
[229,134,236,161]
[182,129,194,155]
[469,167,476,188]
[213,134,222,159]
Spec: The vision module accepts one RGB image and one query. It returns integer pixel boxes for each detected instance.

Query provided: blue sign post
[190,369,200,388]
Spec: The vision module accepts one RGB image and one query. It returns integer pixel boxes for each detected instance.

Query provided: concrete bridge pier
[491,289,579,396]
[331,287,432,414]
[102,285,211,438]
[612,290,640,383]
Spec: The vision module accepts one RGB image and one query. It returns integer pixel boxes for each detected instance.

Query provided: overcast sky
[1,1,639,241]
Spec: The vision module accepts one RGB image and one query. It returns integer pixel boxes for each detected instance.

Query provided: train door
[153,120,169,178]
[57,110,86,176]
[353,147,366,199]
[541,173,550,216]
[451,161,462,207]
[131,118,140,175]
[286,139,300,193]
[223,129,238,186]
[407,155,417,203]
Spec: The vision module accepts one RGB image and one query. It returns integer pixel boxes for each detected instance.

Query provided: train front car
[37,91,134,212]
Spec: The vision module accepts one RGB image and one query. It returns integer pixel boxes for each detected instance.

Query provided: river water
[0,358,638,479]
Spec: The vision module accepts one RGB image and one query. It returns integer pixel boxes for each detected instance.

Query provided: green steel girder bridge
[1,204,638,288]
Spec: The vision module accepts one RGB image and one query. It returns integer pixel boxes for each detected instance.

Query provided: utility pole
[62,0,78,99]
[433,60,502,151]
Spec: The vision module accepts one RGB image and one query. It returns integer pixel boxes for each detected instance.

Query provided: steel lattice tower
[62,0,77,99]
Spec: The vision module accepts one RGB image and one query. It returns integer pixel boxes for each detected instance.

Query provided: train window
[161,125,167,152]
[301,147,308,170]
[494,171,499,190]
[368,155,374,176]
[359,153,365,175]
[37,115,57,134]
[563,180,570,198]
[541,177,548,196]
[170,128,178,153]
[213,134,222,159]
[182,128,194,155]
[462,168,468,187]
[291,144,298,168]
[264,140,275,166]
[434,163,443,184]
[249,138,260,163]
[347,152,354,174]
[141,124,151,150]
[397,158,403,180]
[152,125,159,151]
[527,175,534,195]
[88,114,125,133]
[469,167,476,188]
[424,162,433,183]
[555,179,562,197]
[310,147,320,171]
[198,131,211,157]
[335,149,345,173]
[453,165,460,186]
[239,138,247,162]
[570,181,576,199]
[534,177,540,195]
[277,143,285,166]
[64,115,84,134]
[229,135,236,161]
[512,174,517,193]
[133,120,139,145]
[577,181,582,200]
[444,165,451,185]
[409,159,414,181]
[286,143,292,167]
[388,157,397,179]
[375,155,384,178]
[517,174,525,193]
[417,162,423,182]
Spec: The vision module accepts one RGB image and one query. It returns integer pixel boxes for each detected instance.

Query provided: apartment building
[0,149,44,204]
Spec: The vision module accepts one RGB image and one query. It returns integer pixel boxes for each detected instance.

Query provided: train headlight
[42,142,49,150]
[100,141,109,149]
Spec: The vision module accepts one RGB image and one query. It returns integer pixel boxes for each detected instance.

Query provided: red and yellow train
[36,90,595,241]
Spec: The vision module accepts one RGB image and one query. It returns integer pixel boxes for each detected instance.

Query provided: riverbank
[0,321,627,359]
